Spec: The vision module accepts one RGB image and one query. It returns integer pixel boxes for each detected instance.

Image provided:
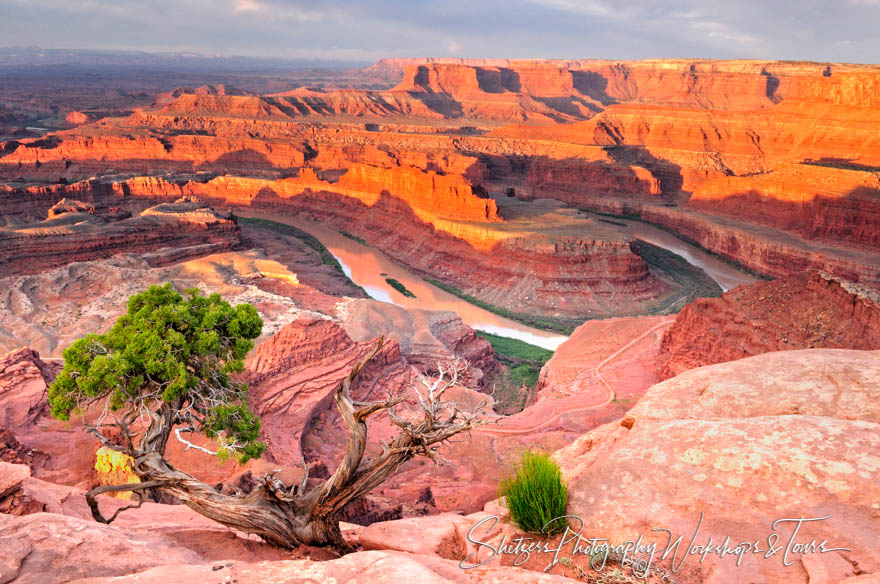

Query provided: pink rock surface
[358,513,467,557]
[0,461,29,499]
[0,348,55,430]
[657,271,880,379]
[0,512,205,584]
[553,348,880,584]
[67,550,576,584]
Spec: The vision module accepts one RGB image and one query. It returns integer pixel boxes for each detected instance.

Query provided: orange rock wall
[689,163,880,248]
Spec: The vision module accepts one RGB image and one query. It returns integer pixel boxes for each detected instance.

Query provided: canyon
[0,56,878,584]
[0,197,242,277]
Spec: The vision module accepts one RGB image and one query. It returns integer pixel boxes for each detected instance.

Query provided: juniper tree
[49,283,485,549]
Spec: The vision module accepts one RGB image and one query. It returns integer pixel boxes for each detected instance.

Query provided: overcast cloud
[1,0,878,64]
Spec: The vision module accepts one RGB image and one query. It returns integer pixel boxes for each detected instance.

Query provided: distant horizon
[1,46,879,69]
[1,1,879,65]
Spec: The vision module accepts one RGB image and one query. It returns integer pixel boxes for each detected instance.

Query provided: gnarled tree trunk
[86,338,486,549]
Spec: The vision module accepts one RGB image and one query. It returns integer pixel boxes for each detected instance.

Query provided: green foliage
[476,332,553,414]
[48,283,266,463]
[385,277,416,298]
[477,332,553,365]
[423,278,578,334]
[500,450,569,535]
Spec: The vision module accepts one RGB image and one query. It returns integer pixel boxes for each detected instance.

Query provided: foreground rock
[657,270,880,379]
[0,513,205,584]
[0,485,574,584]
[65,550,575,584]
[554,348,880,584]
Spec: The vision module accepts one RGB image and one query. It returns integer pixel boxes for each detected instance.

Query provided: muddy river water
[240,212,755,350]
[592,213,758,292]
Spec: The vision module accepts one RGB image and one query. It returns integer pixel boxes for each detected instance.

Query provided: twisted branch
[85,479,169,524]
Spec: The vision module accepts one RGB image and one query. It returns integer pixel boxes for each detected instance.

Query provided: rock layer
[657,271,880,379]
[0,198,241,277]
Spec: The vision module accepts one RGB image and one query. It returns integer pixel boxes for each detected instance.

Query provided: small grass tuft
[500,450,568,535]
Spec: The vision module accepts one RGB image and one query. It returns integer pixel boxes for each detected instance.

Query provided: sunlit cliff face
[1,59,877,328]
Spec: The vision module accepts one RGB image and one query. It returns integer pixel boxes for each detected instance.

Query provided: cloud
[0,0,878,64]
[232,0,263,14]
[688,20,760,44]
[526,0,616,17]
[230,0,326,21]
[444,39,462,54]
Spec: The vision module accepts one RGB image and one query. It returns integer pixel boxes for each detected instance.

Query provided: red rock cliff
[0,198,241,277]
[656,271,880,379]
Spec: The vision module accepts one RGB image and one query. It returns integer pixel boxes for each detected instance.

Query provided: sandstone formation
[64,111,88,125]
[0,248,330,357]
[340,299,498,387]
[0,173,673,322]
[4,58,877,311]
[0,512,205,584]
[554,348,880,584]
[0,197,241,277]
[243,315,412,466]
[57,551,575,584]
[0,347,57,431]
[657,271,880,379]
[0,463,575,584]
[689,163,880,249]
[537,315,672,401]
[579,196,880,283]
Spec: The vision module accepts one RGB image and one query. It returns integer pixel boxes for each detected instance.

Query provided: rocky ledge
[0,197,241,277]
[656,270,880,379]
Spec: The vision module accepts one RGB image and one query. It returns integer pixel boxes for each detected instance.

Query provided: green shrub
[385,277,416,298]
[500,450,568,535]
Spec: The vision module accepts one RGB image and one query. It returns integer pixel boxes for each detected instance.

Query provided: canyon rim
[1,2,880,583]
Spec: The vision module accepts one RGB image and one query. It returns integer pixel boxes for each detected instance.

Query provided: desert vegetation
[48,283,487,549]
[384,277,417,298]
[500,450,568,535]
[476,332,553,413]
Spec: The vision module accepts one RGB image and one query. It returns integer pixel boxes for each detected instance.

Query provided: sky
[2,0,879,64]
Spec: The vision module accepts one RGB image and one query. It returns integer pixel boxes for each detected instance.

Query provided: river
[584,212,758,292]
[240,213,569,350]
[240,211,755,350]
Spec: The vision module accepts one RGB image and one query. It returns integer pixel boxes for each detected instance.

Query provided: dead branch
[76,335,486,550]
[85,479,169,524]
